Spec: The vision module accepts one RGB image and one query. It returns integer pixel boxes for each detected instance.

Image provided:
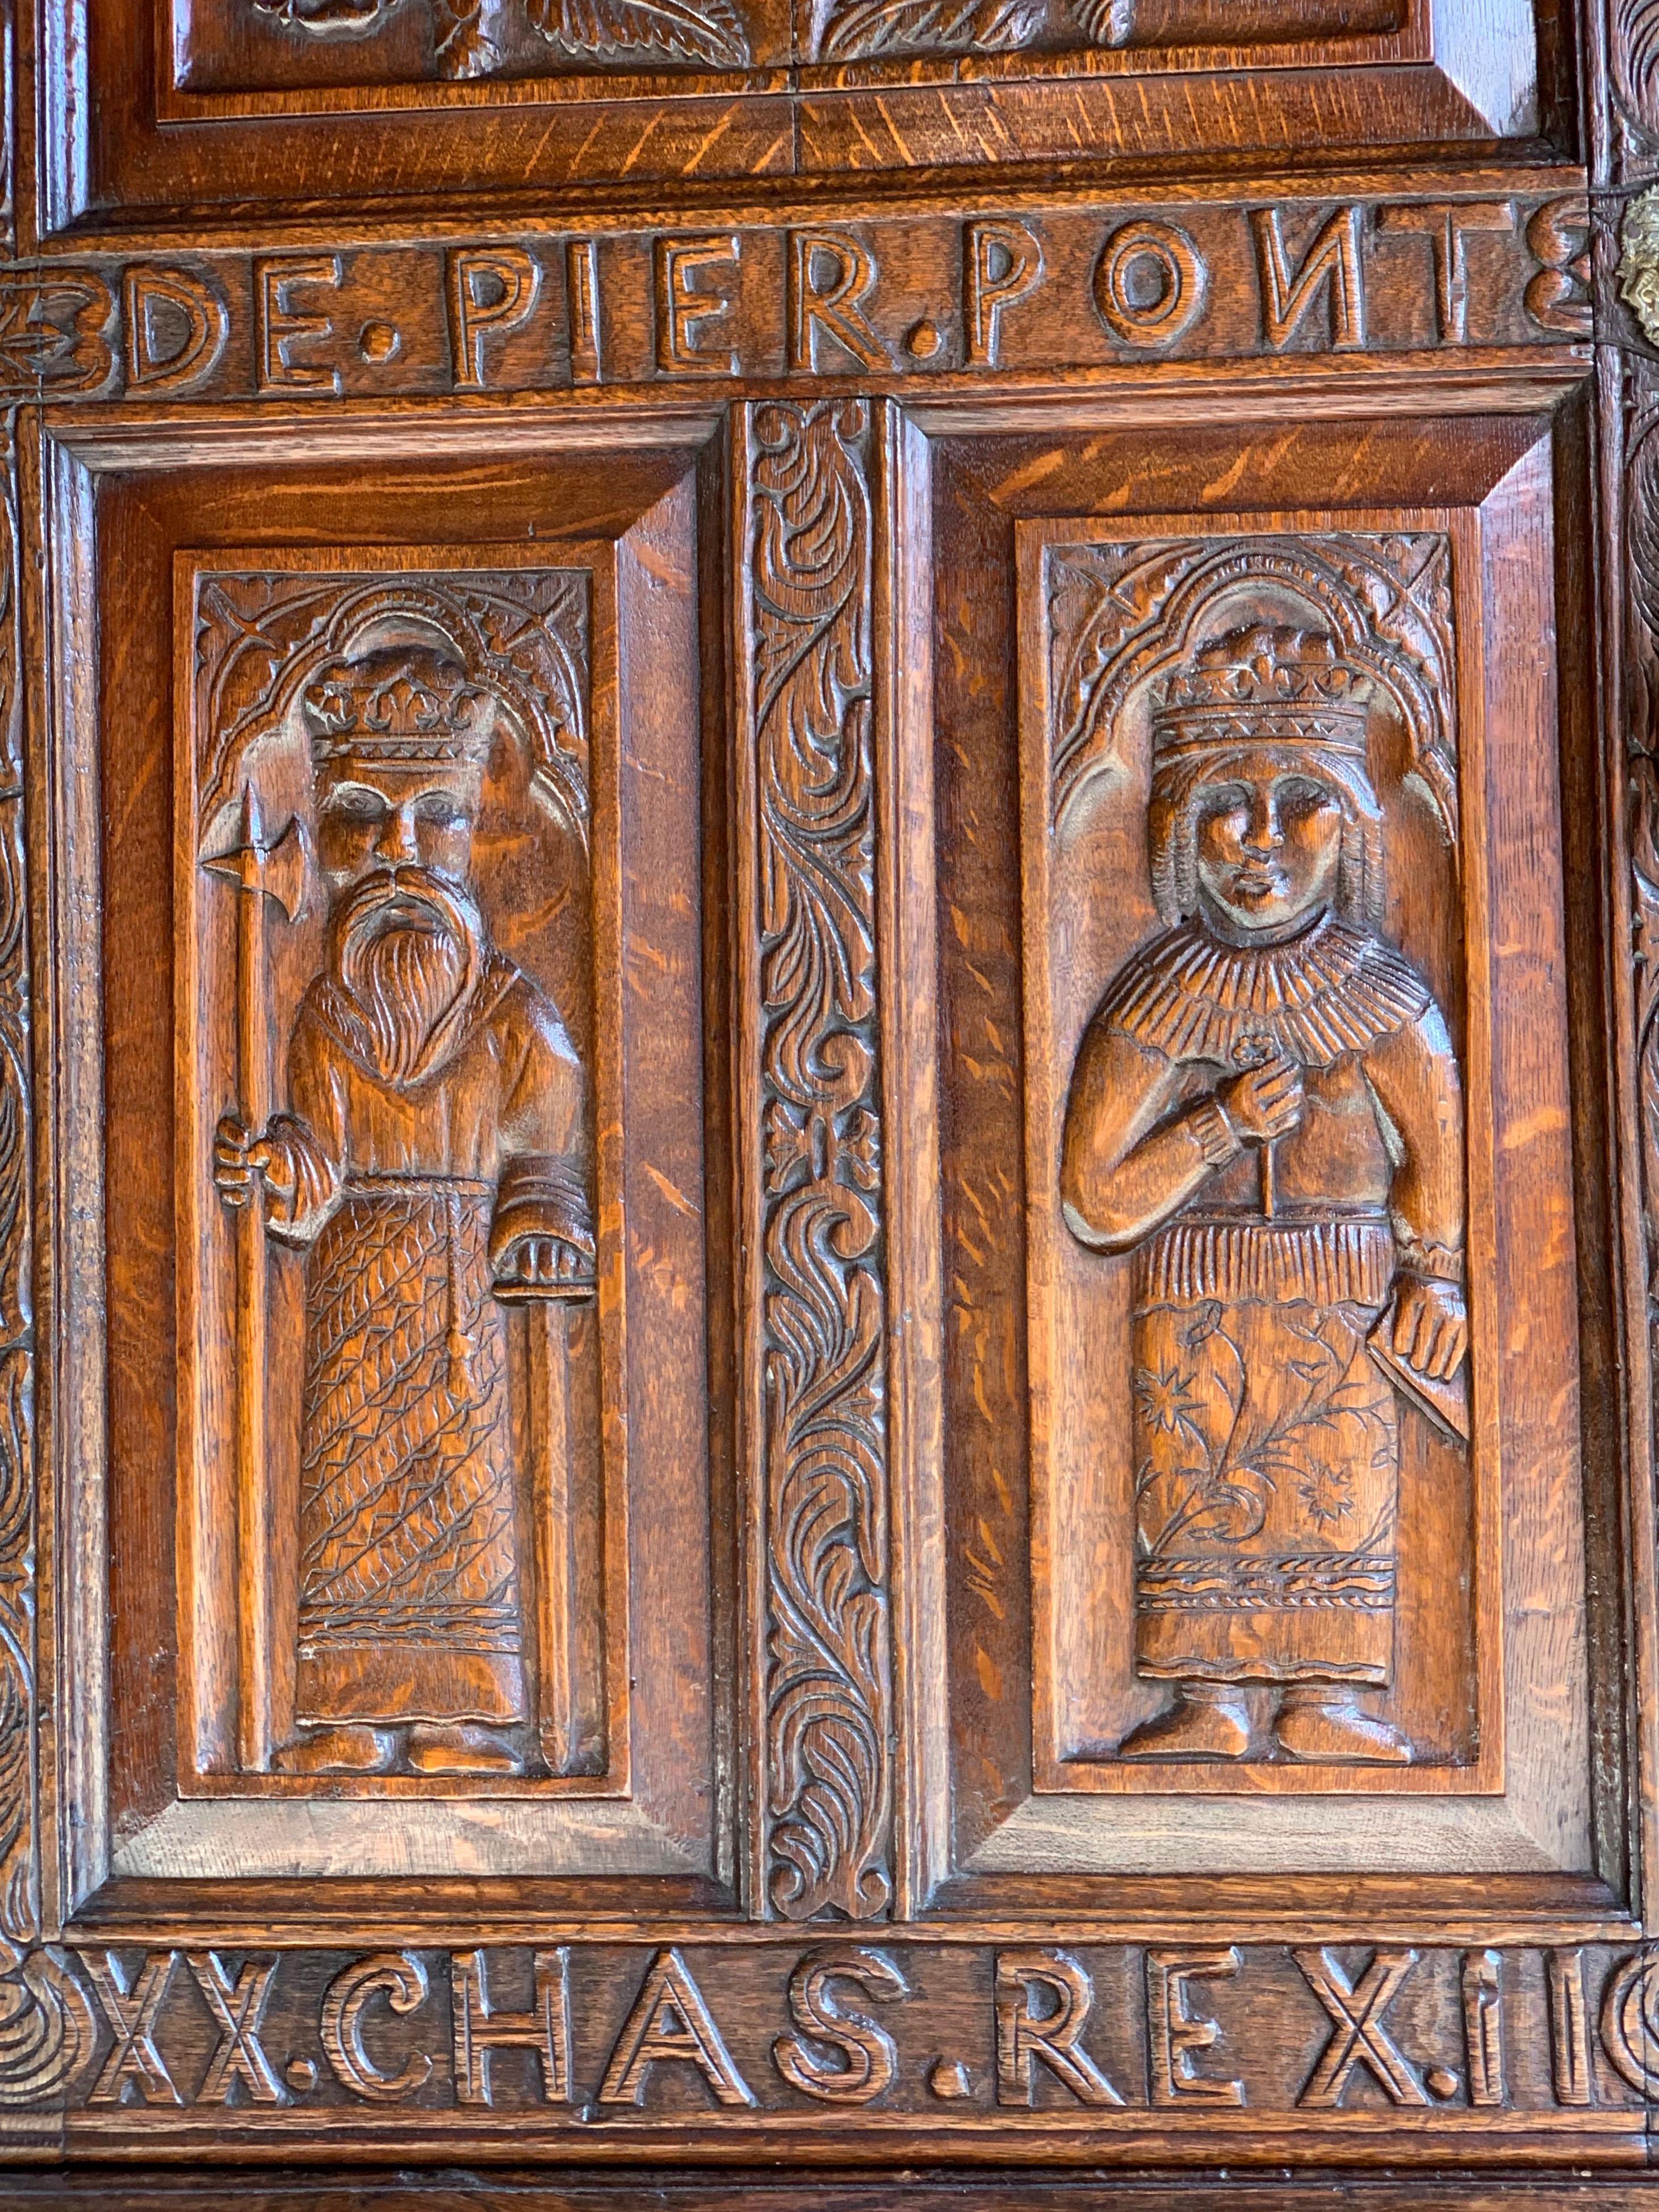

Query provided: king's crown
[303,645,493,770]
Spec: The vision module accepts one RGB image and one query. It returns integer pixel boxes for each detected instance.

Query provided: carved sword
[204,784,307,1774]
[496,1269,590,1778]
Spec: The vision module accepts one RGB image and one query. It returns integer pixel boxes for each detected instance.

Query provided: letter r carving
[995,1949,1124,2107]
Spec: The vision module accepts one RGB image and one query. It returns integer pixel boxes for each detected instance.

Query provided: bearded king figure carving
[1060,623,1467,1765]
[213,643,595,1779]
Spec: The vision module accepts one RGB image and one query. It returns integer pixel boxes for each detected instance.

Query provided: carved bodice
[1166,1051,1394,1218]
[1092,913,1431,1074]
[1060,910,1463,1260]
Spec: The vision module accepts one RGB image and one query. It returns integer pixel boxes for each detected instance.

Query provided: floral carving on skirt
[1132,1215,1398,1686]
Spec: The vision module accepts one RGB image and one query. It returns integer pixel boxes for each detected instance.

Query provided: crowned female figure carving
[1060,623,1467,1762]
[213,643,594,1778]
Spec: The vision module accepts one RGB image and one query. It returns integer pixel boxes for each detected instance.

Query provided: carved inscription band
[0,191,1589,410]
[3,1940,1656,2119]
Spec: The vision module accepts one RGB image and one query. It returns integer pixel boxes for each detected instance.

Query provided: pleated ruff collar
[1096,911,1430,1071]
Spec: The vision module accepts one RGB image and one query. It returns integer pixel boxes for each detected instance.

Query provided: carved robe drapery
[1065,912,1463,1686]
[263,948,589,1728]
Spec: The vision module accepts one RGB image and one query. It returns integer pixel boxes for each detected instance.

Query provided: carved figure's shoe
[1118,1686,1252,1760]
[406,1723,525,1776]
[273,1724,397,1775]
[1274,1689,1412,1764]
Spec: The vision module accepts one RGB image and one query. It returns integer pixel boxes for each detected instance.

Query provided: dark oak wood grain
[0,0,1651,2203]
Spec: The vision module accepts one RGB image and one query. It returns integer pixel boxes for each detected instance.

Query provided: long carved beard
[330,868,484,1086]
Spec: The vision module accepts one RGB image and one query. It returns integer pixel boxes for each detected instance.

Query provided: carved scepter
[204,784,306,1774]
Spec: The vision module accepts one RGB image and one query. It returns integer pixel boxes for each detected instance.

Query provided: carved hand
[1388,1274,1468,1383]
[497,1235,594,1292]
[1216,1053,1304,1143]
[212,1111,297,1210]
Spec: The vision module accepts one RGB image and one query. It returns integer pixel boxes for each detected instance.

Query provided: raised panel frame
[35,411,740,1923]
[1018,500,1506,1804]
[0,304,1645,2190]
[886,388,1624,1922]
[30,0,1549,234]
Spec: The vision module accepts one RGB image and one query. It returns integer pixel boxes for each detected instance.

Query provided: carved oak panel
[181,555,610,1798]
[1,0,1655,2197]
[911,410,1598,1903]
[69,439,730,1899]
[1035,528,1478,1787]
[0,366,1635,2193]
[174,0,1421,86]
[61,0,1548,215]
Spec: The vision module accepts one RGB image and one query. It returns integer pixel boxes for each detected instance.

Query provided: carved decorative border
[193,566,590,847]
[1623,368,1659,1204]
[225,0,1422,75]
[245,0,754,74]
[0,438,94,2109]
[0,188,1594,415]
[743,398,893,1921]
[0,1936,1652,2125]
[1612,0,1659,171]
[1046,528,1459,843]
[1618,370,1659,1894]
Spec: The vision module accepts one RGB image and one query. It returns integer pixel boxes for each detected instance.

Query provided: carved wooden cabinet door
[3,1,1658,2207]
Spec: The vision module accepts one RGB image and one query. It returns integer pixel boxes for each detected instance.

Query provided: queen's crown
[1151,622,1371,762]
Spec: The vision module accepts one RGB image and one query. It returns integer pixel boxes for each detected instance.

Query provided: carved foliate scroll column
[0,0,100,2105]
[1604,340,1659,1947]
[738,398,895,1920]
[1601,0,1659,1963]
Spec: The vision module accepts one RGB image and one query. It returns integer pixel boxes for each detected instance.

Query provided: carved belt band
[340,1173,493,1199]
[1136,1215,1394,1307]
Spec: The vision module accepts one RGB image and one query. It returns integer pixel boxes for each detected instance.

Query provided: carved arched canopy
[195,569,589,856]
[1046,531,1458,851]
